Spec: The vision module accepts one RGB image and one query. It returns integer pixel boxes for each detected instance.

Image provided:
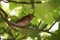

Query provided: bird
[15,14,35,27]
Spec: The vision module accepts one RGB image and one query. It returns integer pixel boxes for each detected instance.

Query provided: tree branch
[0,8,54,35]
[0,8,8,19]
[3,0,42,4]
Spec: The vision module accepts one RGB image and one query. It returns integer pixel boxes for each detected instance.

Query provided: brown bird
[15,14,35,27]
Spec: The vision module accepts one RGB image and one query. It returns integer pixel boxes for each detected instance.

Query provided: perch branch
[0,8,54,35]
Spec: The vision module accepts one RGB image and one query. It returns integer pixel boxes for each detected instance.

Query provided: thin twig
[22,11,26,15]
[40,24,48,31]
[41,30,54,35]
[37,21,42,29]
[30,0,34,10]
[48,20,57,31]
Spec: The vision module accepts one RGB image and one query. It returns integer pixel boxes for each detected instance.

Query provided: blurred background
[0,0,60,40]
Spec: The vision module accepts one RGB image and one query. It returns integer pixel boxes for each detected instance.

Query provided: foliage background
[0,0,60,40]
